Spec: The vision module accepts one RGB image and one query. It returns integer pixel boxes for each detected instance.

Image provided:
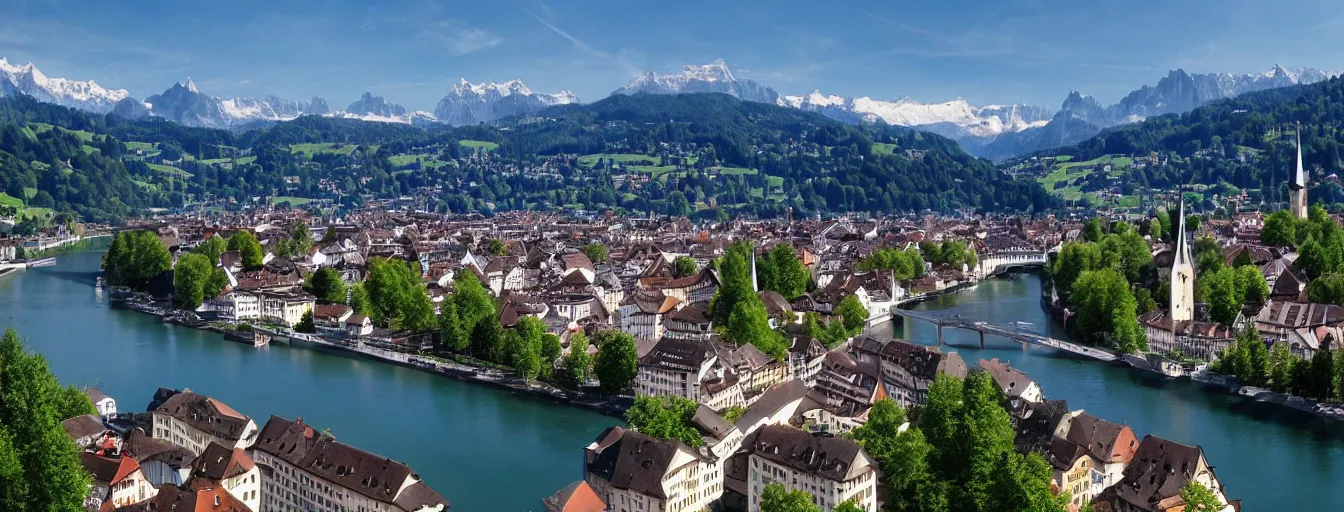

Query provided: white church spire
[1169,194,1195,323]
[1290,122,1309,219]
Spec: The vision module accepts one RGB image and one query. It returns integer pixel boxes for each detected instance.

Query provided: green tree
[289,222,314,258]
[1070,268,1138,345]
[509,317,546,380]
[1050,242,1102,295]
[452,271,497,352]
[1155,209,1172,242]
[487,239,507,256]
[438,300,468,353]
[1178,482,1223,512]
[1193,235,1224,273]
[309,267,347,304]
[672,256,698,278]
[1261,210,1296,247]
[295,310,316,333]
[759,243,809,299]
[1309,273,1344,306]
[1231,249,1254,268]
[1148,218,1163,240]
[594,330,638,394]
[1245,329,1269,387]
[559,341,593,389]
[349,283,371,315]
[1084,218,1103,242]
[1268,342,1297,393]
[1236,265,1269,305]
[55,386,96,420]
[471,316,505,363]
[0,329,92,511]
[724,298,787,360]
[835,295,869,334]
[541,333,563,365]
[1296,235,1331,281]
[227,230,264,269]
[625,396,703,447]
[321,225,338,244]
[365,258,436,332]
[1099,230,1153,284]
[582,243,609,264]
[709,241,755,324]
[102,230,171,291]
[760,483,819,512]
[172,252,214,310]
[1198,267,1242,327]
[192,235,227,264]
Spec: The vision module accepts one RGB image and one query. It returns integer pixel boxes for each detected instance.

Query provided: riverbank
[113,290,632,418]
[949,269,1344,425]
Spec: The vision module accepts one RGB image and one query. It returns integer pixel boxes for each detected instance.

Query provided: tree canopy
[0,329,92,511]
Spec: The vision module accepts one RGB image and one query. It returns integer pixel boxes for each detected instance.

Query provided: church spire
[1293,123,1307,190]
[1290,122,1309,219]
[1174,195,1192,266]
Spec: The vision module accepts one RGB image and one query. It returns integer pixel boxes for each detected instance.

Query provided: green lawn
[81,145,99,156]
[19,126,36,141]
[578,153,659,168]
[271,196,315,206]
[290,143,368,158]
[0,193,23,207]
[22,188,36,199]
[872,142,898,155]
[22,207,52,219]
[766,176,785,187]
[1038,154,1133,194]
[147,163,193,177]
[199,158,231,165]
[459,140,499,152]
[630,165,679,176]
[237,156,257,165]
[718,167,758,175]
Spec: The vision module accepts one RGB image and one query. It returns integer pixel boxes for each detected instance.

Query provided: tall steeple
[1170,195,1195,323]
[1290,123,1309,219]
[750,245,759,293]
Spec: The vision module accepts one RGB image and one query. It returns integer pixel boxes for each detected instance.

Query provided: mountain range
[611,59,780,104]
[434,79,577,126]
[0,56,1335,159]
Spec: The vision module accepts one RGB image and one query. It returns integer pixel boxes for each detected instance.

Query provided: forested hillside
[0,91,1055,224]
[1021,76,1344,207]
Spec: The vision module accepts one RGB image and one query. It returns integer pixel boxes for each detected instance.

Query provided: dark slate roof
[153,391,253,443]
[585,429,688,499]
[123,428,193,468]
[1013,399,1071,454]
[640,338,711,372]
[81,452,124,485]
[1066,413,1131,463]
[190,442,255,482]
[978,358,1037,399]
[690,405,736,441]
[1103,435,1208,511]
[114,483,252,512]
[735,380,810,432]
[742,425,869,482]
[62,414,105,440]
[252,416,449,510]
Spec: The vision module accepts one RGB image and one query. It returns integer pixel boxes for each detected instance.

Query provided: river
[0,250,619,512]
[4,251,1339,510]
[882,273,1344,510]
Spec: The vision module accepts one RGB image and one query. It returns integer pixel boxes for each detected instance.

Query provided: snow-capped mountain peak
[0,57,132,113]
[784,90,1052,142]
[182,77,199,93]
[436,78,577,126]
[613,59,779,104]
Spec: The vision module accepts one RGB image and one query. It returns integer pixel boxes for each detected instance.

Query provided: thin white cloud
[427,21,502,55]
[521,7,608,60]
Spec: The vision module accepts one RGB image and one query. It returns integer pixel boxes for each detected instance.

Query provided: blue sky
[3,0,1343,110]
